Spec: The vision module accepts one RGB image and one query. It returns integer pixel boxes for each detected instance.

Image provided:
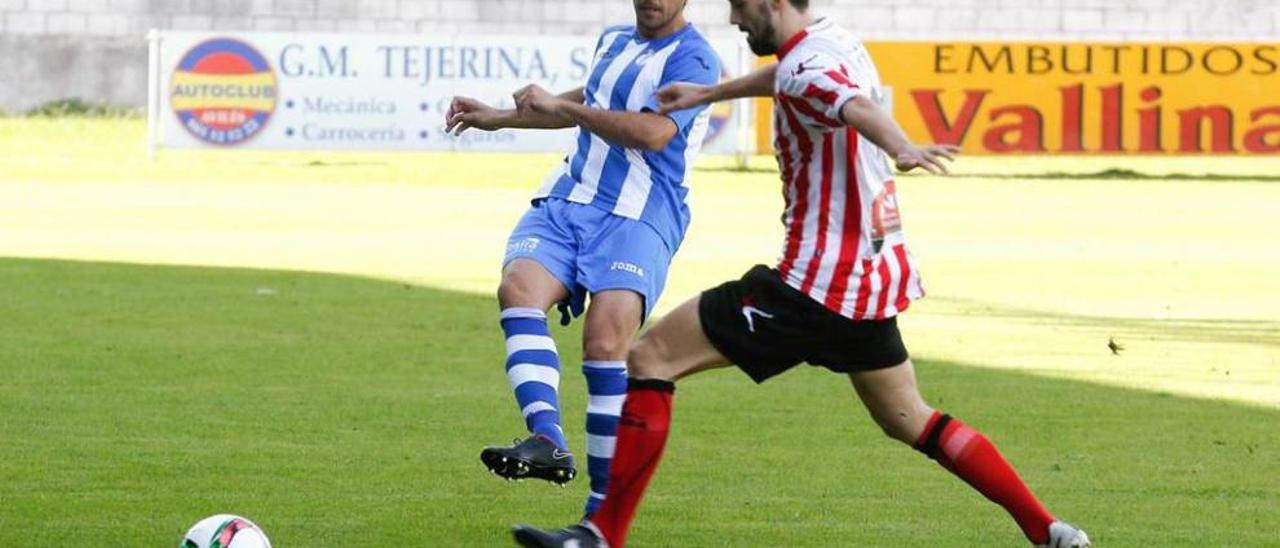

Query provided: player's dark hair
[788,0,810,9]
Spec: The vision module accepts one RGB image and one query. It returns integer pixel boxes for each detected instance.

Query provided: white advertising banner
[147,30,753,155]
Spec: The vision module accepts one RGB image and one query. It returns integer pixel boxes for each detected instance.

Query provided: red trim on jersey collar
[777,18,828,60]
[776,28,808,60]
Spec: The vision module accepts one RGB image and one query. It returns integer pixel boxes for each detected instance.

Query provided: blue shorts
[503,198,673,324]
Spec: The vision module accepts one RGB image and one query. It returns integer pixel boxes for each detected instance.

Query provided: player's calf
[848,362,934,444]
[865,400,934,445]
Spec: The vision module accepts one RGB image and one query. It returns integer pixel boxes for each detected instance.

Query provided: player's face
[633,0,686,36]
[728,0,778,56]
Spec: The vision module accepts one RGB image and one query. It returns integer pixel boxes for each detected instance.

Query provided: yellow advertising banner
[757,43,1280,155]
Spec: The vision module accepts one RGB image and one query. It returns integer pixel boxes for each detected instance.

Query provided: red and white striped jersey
[771,18,925,320]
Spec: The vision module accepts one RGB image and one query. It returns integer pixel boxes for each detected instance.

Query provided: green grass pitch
[1,118,1277,546]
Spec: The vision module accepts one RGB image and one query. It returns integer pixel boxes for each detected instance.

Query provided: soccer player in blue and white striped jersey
[445,0,721,519]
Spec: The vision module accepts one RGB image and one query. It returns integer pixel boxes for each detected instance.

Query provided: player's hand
[894,144,959,175]
[444,96,504,136]
[657,83,713,114]
[513,84,563,118]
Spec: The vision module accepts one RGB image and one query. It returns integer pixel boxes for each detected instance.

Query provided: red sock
[589,379,675,547]
[915,412,1055,545]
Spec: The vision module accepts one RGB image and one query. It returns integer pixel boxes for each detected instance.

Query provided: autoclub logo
[171,38,278,146]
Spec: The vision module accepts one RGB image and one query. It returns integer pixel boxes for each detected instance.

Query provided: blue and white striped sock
[501,307,567,451]
[582,359,627,517]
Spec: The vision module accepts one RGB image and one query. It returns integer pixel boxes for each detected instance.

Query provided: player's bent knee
[583,335,630,361]
[497,268,547,309]
[496,282,514,306]
[496,274,525,306]
[496,286,532,309]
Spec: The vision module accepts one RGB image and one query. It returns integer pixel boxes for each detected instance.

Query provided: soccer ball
[180,514,272,548]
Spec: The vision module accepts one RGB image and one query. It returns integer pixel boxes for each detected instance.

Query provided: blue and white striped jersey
[534,23,721,252]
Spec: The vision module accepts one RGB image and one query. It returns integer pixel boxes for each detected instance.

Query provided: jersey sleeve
[777,51,865,130]
[643,40,722,132]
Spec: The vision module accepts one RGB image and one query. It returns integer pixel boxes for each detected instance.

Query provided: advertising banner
[148,31,753,155]
[755,42,1280,156]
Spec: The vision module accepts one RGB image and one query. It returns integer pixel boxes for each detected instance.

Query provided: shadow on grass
[927,295,1280,351]
[0,258,1275,547]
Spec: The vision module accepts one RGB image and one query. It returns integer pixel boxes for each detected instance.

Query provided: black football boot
[512,522,607,548]
[480,435,577,485]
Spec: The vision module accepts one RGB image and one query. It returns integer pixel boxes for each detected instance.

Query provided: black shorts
[698,265,909,383]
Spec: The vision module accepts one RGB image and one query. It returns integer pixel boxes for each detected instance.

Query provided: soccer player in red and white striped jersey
[512,1,1091,547]
[770,13,926,322]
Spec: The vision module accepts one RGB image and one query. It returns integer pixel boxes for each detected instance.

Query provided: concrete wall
[1,0,1277,112]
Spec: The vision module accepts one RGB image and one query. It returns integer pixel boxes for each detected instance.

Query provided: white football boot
[1037,521,1092,548]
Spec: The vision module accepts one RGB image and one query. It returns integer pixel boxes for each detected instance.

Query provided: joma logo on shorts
[610,261,645,277]
[506,237,540,255]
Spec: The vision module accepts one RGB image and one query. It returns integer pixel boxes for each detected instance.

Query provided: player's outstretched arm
[444,88,585,136]
[657,64,778,114]
[514,84,678,151]
[839,96,959,175]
